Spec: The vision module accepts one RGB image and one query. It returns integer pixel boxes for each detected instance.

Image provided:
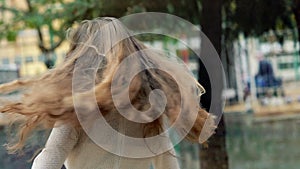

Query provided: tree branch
[0,6,24,15]
[25,0,49,53]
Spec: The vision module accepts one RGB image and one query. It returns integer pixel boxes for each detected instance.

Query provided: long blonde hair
[0,17,214,153]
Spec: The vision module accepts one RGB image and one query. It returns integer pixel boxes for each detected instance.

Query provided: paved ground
[225,81,300,116]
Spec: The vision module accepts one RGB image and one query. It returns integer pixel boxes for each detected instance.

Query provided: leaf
[6,31,18,41]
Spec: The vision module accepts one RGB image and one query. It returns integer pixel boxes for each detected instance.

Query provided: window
[25,56,34,63]
[2,58,9,65]
[38,55,46,62]
[14,56,22,65]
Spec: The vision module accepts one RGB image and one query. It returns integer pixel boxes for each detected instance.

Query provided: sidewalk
[225,101,300,117]
[225,81,300,116]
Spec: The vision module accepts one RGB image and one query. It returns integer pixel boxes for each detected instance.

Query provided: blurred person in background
[255,54,282,98]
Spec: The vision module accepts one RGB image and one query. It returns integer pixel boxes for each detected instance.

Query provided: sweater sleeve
[31,124,79,169]
[152,148,180,169]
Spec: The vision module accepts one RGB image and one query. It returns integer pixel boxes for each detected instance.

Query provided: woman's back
[32,111,180,169]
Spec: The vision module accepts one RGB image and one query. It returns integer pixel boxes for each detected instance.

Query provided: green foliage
[6,30,17,41]
[0,0,297,52]
[223,0,296,38]
[0,0,202,53]
[0,0,100,53]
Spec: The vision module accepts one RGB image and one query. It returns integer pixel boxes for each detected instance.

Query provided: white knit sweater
[31,117,180,169]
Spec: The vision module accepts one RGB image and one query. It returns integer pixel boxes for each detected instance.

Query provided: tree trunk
[222,40,237,104]
[293,0,300,56]
[198,0,229,169]
[44,51,56,69]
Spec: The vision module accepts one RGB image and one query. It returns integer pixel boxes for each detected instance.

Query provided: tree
[198,0,229,169]
[0,0,139,67]
[223,0,296,47]
[293,0,300,55]
[0,0,90,67]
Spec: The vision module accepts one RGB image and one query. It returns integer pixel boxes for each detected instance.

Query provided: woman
[0,17,216,169]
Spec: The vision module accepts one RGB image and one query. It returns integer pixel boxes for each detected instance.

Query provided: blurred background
[0,0,300,169]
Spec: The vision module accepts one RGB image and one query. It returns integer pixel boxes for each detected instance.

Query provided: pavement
[224,101,300,117]
[225,81,300,116]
